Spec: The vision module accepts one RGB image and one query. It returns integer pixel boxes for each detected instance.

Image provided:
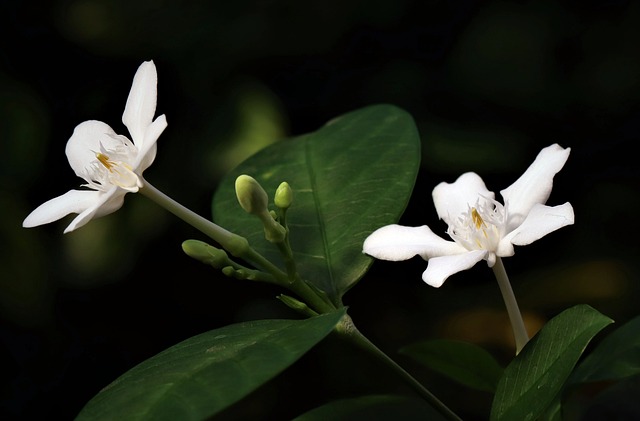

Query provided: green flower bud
[221,266,235,277]
[277,294,319,317]
[235,174,269,215]
[274,182,293,209]
[264,221,286,243]
[182,240,230,268]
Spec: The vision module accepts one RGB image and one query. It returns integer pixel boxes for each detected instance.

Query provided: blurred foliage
[2,0,639,419]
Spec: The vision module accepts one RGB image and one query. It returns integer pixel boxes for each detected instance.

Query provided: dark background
[2,0,639,419]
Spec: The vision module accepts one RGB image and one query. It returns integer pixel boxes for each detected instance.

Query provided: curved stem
[335,314,462,421]
[139,179,285,277]
[139,179,335,314]
[492,257,529,354]
[140,178,234,243]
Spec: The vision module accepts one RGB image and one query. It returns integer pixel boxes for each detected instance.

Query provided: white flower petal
[422,250,487,287]
[363,224,466,261]
[123,60,158,146]
[66,121,119,179]
[500,144,570,231]
[496,241,515,258]
[23,189,104,228]
[63,188,127,233]
[432,172,494,225]
[502,202,574,247]
[134,114,167,172]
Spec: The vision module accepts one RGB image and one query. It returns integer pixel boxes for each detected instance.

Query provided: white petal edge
[23,190,104,228]
[502,202,574,247]
[500,144,570,231]
[63,188,127,233]
[422,250,487,287]
[432,172,494,226]
[363,224,466,261]
[123,60,158,146]
[134,114,167,172]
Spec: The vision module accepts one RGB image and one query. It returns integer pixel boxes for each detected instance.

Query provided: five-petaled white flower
[363,144,574,288]
[23,60,167,233]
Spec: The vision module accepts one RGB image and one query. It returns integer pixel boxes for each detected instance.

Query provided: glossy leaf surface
[212,104,421,304]
[570,314,640,384]
[491,305,612,421]
[292,394,447,421]
[76,310,345,421]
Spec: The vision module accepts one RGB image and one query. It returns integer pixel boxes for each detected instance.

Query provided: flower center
[83,140,142,192]
[447,198,507,259]
[471,208,485,229]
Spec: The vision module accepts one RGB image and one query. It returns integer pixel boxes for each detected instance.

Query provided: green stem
[139,179,335,314]
[492,256,529,354]
[140,179,284,277]
[287,277,336,314]
[335,314,462,421]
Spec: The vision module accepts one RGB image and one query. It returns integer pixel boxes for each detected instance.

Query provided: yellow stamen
[471,208,485,229]
[96,153,114,172]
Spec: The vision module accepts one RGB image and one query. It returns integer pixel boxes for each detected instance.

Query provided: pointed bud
[182,240,230,268]
[277,294,319,317]
[235,175,269,215]
[274,182,293,210]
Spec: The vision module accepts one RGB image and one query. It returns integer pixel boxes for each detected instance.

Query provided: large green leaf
[212,104,420,304]
[292,394,448,421]
[400,339,504,393]
[569,314,640,384]
[490,305,613,421]
[76,310,345,421]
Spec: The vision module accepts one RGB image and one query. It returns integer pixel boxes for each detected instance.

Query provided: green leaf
[400,339,504,393]
[212,104,421,304]
[569,314,640,384]
[292,394,448,421]
[539,397,562,421]
[490,304,613,421]
[76,310,345,421]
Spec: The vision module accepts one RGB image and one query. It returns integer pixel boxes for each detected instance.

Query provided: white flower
[363,144,574,288]
[23,60,167,233]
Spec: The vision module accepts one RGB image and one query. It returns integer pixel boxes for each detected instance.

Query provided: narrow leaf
[212,104,421,304]
[76,310,345,421]
[400,339,504,393]
[569,314,640,384]
[490,305,613,421]
[292,394,447,421]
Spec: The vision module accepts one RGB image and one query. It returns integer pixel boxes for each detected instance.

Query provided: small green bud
[235,175,269,215]
[222,266,235,277]
[264,219,286,243]
[182,240,230,268]
[274,182,293,209]
[224,234,250,258]
[277,294,319,317]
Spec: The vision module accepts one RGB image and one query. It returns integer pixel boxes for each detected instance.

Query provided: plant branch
[335,313,462,421]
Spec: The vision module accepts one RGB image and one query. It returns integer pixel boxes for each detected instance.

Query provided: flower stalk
[141,178,336,313]
[139,179,282,275]
[493,257,529,354]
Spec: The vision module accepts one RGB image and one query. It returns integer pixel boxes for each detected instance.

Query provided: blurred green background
[2,0,639,419]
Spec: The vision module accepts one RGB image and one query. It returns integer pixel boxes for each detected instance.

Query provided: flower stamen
[96,152,115,172]
[471,207,485,229]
